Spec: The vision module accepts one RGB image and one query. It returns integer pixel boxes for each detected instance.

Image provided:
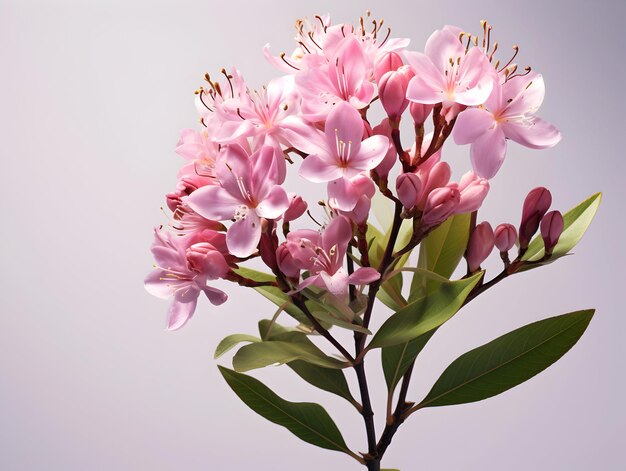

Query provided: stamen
[307,209,322,227]
[221,68,234,97]
[307,31,321,50]
[315,15,328,33]
[498,45,519,72]
[489,42,499,62]
[298,41,311,54]
[378,27,391,47]
[280,53,300,70]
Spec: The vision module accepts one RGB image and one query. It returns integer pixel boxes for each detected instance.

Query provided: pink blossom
[287,102,388,211]
[422,185,460,227]
[187,144,290,258]
[396,173,423,210]
[378,66,414,120]
[283,194,308,223]
[405,27,494,109]
[453,72,562,178]
[494,223,518,253]
[144,229,229,330]
[296,36,376,120]
[454,171,490,214]
[286,216,379,296]
[466,222,495,272]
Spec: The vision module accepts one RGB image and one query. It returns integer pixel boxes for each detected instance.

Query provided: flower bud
[455,171,490,214]
[374,52,404,82]
[409,102,434,125]
[372,119,397,179]
[466,222,495,272]
[417,161,451,210]
[540,210,564,256]
[186,242,229,279]
[259,233,278,270]
[519,187,552,250]
[494,223,517,253]
[396,173,423,210]
[276,243,300,279]
[422,186,460,227]
[378,66,413,120]
[283,194,308,222]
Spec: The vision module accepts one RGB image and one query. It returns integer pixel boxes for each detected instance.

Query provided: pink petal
[256,186,290,219]
[470,126,507,179]
[300,153,343,183]
[501,73,545,117]
[349,135,390,172]
[201,286,228,306]
[145,269,176,299]
[348,267,381,285]
[281,116,328,155]
[321,215,352,255]
[424,28,465,72]
[251,145,279,199]
[215,144,252,198]
[453,107,495,145]
[214,120,257,144]
[187,185,240,220]
[454,48,494,106]
[327,176,374,211]
[404,52,446,104]
[167,288,200,330]
[324,102,364,155]
[502,117,561,149]
[320,269,350,297]
[226,213,262,258]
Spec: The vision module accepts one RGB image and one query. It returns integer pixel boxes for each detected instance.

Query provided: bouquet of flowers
[145,13,600,470]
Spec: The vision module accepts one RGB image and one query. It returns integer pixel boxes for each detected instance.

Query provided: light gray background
[2,0,625,469]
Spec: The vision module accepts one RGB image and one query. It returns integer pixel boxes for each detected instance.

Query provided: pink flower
[296,36,376,120]
[404,27,494,108]
[378,66,414,120]
[466,221,495,272]
[286,216,380,296]
[287,102,388,211]
[453,72,562,178]
[454,171,490,214]
[144,229,229,330]
[396,173,423,210]
[187,144,290,258]
[422,185,460,227]
[283,194,308,223]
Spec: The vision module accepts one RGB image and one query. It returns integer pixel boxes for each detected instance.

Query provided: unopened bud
[455,171,490,214]
[186,242,229,279]
[378,66,413,120]
[519,187,552,250]
[417,161,451,210]
[540,210,564,256]
[374,52,404,82]
[276,243,300,279]
[422,186,460,227]
[259,233,278,270]
[284,194,308,222]
[396,173,423,210]
[466,222,495,272]
[372,119,396,178]
[494,223,517,253]
[409,102,434,125]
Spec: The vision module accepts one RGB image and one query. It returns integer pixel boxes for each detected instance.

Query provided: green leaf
[523,193,601,262]
[382,331,435,393]
[288,360,359,406]
[218,366,353,455]
[214,334,260,359]
[368,272,482,349]
[232,340,348,372]
[234,267,310,326]
[411,213,471,300]
[306,299,372,334]
[417,309,595,408]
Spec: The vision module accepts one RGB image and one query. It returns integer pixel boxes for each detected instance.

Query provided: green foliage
[418,309,595,408]
[218,366,353,455]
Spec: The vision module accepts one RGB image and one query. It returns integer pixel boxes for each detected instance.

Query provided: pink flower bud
[455,171,490,214]
[259,233,278,270]
[494,223,517,253]
[396,173,423,210]
[283,194,308,222]
[276,243,300,279]
[186,242,229,279]
[417,161,451,210]
[372,119,396,178]
[422,186,460,227]
[374,52,404,82]
[519,187,552,250]
[466,222,495,272]
[378,66,413,120]
[409,102,434,125]
[540,210,564,255]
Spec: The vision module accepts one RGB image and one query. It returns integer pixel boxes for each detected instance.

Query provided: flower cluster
[145,15,562,329]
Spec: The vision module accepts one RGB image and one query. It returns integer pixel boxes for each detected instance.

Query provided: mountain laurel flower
[494,223,518,253]
[378,66,414,121]
[187,144,290,258]
[405,26,494,109]
[540,210,564,255]
[144,229,229,330]
[453,73,562,178]
[519,186,552,250]
[422,185,461,227]
[287,102,389,211]
[466,221,495,272]
[286,216,380,296]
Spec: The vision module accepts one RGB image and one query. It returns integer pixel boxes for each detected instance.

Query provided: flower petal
[470,126,507,179]
[320,269,350,297]
[348,267,381,285]
[350,135,390,171]
[424,28,465,72]
[256,186,290,219]
[226,213,262,258]
[167,288,200,330]
[327,176,374,211]
[453,107,495,145]
[187,184,240,220]
[502,116,561,149]
[300,153,343,183]
[324,101,365,154]
[201,286,228,306]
